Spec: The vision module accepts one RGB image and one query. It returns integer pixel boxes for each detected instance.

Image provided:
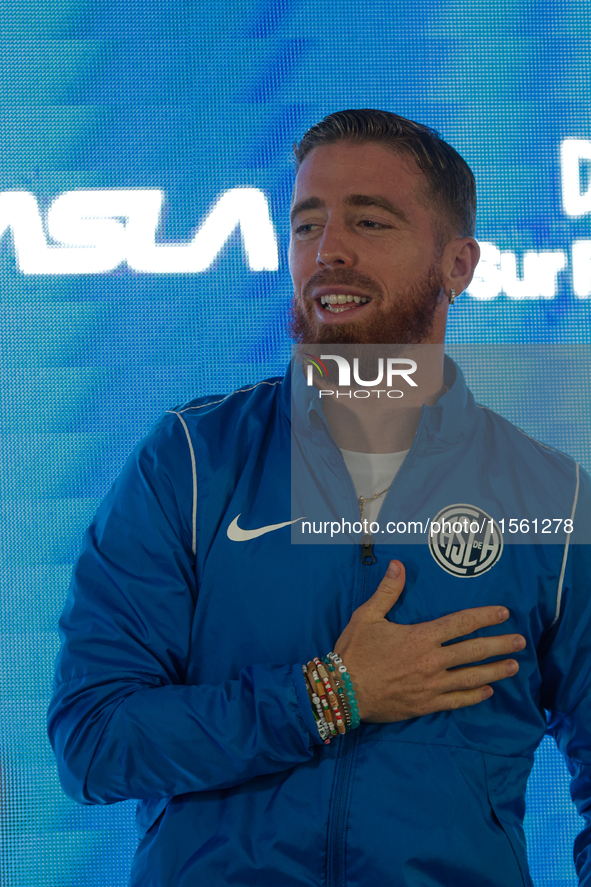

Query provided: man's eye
[359,220,387,228]
[295,224,316,234]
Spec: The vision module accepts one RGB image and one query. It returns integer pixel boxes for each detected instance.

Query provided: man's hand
[333,560,526,723]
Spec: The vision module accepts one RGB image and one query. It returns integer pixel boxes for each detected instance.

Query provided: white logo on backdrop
[0,188,278,275]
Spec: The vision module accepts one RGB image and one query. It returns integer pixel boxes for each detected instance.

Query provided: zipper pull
[360,534,376,565]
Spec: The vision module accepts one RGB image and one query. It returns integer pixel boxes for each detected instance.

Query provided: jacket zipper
[319,406,429,886]
[326,551,368,887]
[360,537,376,565]
[311,415,369,885]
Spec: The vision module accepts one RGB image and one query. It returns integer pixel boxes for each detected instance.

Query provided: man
[48,110,591,886]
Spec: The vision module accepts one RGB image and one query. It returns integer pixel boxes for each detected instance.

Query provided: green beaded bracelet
[328,652,361,729]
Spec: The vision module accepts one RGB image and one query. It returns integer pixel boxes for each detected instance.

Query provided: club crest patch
[428,504,503,577]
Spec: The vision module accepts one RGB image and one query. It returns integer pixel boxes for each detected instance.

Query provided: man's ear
[443,237,480,296]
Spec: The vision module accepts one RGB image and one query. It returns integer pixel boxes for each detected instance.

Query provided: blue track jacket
[48,356,591,886]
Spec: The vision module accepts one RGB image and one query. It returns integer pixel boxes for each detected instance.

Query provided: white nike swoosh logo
[227,514,305,541]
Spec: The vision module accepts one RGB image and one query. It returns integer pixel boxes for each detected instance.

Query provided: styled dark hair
[292,109,476,241]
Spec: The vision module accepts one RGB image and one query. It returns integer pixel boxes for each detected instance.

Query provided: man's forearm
[48,661,321,804]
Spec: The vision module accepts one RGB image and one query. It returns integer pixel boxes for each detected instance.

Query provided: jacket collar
[280,352,479,448]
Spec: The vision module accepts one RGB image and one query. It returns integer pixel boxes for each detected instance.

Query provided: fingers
[361,561,406,620]
[442,658,520,693]
[434,605,511,644]
[430,685,495,713]
[441,633,526,668]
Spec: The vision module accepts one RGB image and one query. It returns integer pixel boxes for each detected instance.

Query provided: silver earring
[449,288,456,305]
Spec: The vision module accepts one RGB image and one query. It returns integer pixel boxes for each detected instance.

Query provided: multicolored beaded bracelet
[309,661,341,734]
[302,665,331,743]
[314,659,346,734]
[328,652,361,729]
[302,652,361,743]
[332,672,352,729]
[305,663,338,737]
[322,656,352,729]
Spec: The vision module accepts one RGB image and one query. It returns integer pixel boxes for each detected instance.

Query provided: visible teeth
[325,303,356,313]
[319,293,372,311]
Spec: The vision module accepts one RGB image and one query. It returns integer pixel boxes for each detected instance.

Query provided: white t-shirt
[339,448,409,525]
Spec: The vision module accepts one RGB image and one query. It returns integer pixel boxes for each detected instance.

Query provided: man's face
[288,141,448,345]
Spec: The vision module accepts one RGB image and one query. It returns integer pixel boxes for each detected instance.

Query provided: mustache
[302,270,383,301]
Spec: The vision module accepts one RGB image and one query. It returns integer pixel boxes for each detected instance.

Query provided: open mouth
[318,294,372,314]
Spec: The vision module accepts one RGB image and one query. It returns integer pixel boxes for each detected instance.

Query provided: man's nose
[316,220,356,268]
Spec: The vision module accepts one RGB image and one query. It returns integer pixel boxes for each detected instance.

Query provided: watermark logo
[428,504,503,577]
[305,353,418,399]
[301,353,329,380]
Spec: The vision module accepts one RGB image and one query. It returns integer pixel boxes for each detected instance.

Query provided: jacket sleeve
[540,466,591,884]
[47,412,322,806]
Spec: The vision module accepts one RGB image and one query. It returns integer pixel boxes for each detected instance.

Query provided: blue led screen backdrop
[1,1,591,884]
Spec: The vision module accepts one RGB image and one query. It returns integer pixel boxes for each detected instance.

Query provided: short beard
[288,264,444,346]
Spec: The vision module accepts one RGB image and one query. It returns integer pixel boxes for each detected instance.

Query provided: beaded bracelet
[306,665,337,738]
[302,652,361,743]
[302,665,331,743]
[323,656,352,730]
[329,652,361,729]
[332,671,352,730]
[314,658,346,734]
